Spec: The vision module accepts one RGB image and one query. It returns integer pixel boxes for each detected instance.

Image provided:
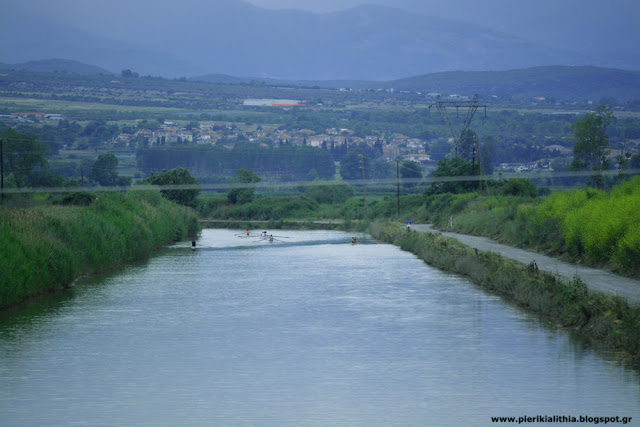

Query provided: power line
[2,168,638,194]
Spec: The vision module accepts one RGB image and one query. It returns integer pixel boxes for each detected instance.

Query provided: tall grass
[420,177,640,276]
[536,178,640,271]
[0,191,200,308]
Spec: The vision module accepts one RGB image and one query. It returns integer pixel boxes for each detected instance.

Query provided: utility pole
[361,154,367,209]
[396,160,400,216]
[477,134,482,193]
[471,146,476,176]
[0,139,4,201]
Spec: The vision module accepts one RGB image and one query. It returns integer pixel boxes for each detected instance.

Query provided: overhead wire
[2,168,639,194]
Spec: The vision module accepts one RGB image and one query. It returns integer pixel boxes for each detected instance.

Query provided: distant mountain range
[386,66,640,101]
[2,0,639,80]
[2,59,639,102]
[0,59,113,75]
[195,66,640,102]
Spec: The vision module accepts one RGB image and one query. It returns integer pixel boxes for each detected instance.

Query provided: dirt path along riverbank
[412,224,640,305]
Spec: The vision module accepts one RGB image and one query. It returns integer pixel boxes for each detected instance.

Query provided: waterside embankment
[0,191,200,309]
[371,221,640,357]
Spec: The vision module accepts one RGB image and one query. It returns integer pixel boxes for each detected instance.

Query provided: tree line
[136,143,336,182]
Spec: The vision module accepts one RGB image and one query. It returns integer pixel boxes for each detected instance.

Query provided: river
[1,229,639,426]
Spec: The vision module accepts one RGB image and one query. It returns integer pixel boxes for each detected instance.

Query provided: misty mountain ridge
[0,59,113,75]
[3,59,639,102]
[1,0,639,80]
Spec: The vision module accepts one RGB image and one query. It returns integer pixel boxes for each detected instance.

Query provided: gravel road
[412,224,640,305]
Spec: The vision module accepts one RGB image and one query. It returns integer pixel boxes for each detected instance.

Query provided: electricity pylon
[429,94,486,157]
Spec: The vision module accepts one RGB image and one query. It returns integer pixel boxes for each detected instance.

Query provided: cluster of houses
[116,121,436,164]
[496,144,630,172]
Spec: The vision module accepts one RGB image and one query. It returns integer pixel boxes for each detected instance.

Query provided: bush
[533,177,640,270]
[146,168,201,208]
[304,181,355,204]
[0,191,200,307]
[497,178,537,198]
[58,192,97,206]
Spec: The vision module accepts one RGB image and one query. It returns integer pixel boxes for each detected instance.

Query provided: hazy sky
[4,0,639,75]
[246,0,363,12]
[244,0,640,54]
[8,0,639,46]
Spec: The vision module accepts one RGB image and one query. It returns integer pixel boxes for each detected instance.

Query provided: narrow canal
[1,229,638,426]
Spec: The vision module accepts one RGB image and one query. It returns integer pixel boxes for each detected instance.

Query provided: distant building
[403,154,432,164]
[45,114,66,120]
[244,99,305,107]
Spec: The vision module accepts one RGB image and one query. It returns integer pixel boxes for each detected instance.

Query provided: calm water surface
[1,229,639,426]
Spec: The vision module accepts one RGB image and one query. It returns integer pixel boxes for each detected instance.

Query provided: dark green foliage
[497,178,538,197]
[569,105,613,188]
[227,169,261,205]
[0,128,49,188]
[0,191,200,308]
[59,192,97,206]
[303,181,355,204]
[427,157,475,194]
[371,160,394,179]
[339,148,371,181]
[196,196,226,217]
[146,167,201,208]
[400,160,422,188]
[137,144,335,182]
[89,153,120,186]
[214,196,319,220]
[480,136,495,175]
[457,129,478,161]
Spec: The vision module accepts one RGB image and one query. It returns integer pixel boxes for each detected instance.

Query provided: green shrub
[304,181,355,204]
[0,191,200,307]
[497,178,538,198]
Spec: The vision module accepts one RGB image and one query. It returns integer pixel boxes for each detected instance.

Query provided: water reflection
[1,229,639,426]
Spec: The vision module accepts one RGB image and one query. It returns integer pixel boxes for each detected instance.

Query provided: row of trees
[136,143,336,182]
[426,104,639,194]
[338,148,422,182]
[0,128,136,194]
[2,104,637,208]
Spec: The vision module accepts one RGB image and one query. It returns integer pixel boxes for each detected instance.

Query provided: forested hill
[386,66,640,102]
[2,63,640,105]
[0,59,113,75]
[196,66,640,102]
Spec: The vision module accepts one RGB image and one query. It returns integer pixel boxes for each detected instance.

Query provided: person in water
[246,230,250,236]
[269,234,274,242]
[352,237,358,244]
[192,240,196,248]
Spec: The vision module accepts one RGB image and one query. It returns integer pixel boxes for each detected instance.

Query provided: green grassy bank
[415,177,640,278]
[371,221,640,357]
[0,191,200,308]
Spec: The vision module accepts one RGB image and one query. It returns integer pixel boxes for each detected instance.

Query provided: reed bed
[0,191,200,308]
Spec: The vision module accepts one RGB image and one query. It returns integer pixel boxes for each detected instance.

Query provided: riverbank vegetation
[0,191,200,308]
[414,176,640,278]
[196,171,640,281]
[371,221,640,357]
